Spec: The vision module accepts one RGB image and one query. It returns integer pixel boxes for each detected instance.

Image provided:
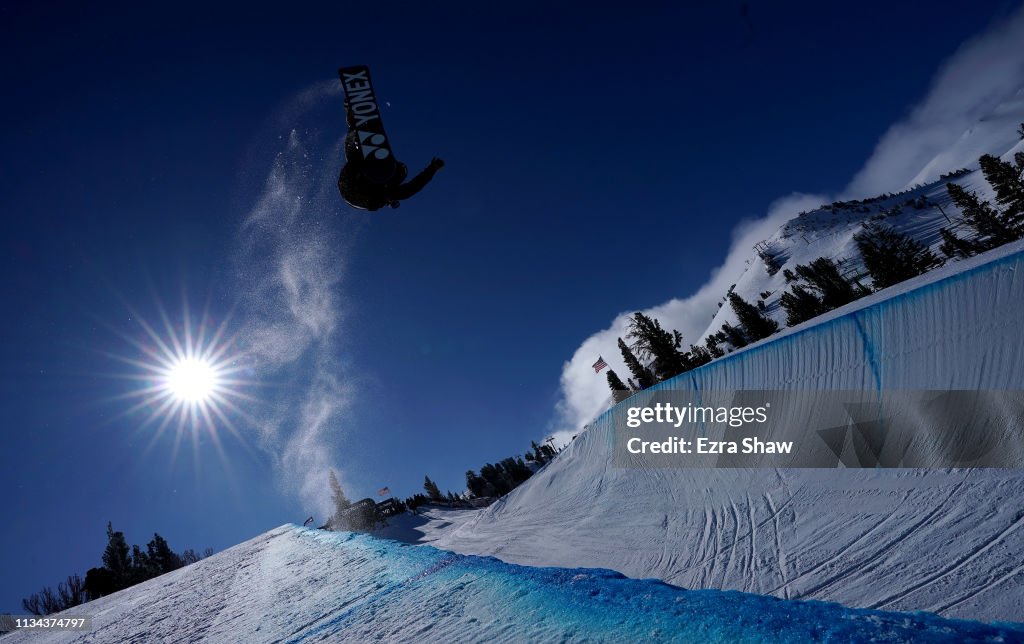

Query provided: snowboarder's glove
[430,157,445,169]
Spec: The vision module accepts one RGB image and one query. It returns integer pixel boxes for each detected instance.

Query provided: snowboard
[338,65,398,184]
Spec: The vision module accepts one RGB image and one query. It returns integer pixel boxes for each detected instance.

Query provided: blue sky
[1,0,1020,613]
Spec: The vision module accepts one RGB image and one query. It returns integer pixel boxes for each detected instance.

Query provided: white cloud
[844,6,1024,198]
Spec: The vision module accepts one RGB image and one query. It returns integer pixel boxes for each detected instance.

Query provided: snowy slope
[412,241,1024,623]
[906,89,1024,190]
[700,137,1024,347]
[5,525,1023,643]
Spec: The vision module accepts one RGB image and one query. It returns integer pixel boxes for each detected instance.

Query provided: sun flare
[104,298,257,469]
[165,356,220,403]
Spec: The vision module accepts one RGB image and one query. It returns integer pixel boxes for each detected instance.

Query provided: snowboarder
[338,138,444,211]
[336,66,444,211]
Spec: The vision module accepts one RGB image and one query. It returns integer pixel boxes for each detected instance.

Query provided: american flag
[377,486,390,497]
[592,356,608,373]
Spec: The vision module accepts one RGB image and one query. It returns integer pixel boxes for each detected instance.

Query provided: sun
[102,297,257,468]
[165,356,220,404]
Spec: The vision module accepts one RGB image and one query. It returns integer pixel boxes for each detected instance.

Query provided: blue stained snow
[852,311,882,392]
[6,523,1024,643]
[286,526,1024,643]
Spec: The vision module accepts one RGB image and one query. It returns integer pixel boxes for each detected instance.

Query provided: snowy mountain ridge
[699,133,1024,348]
[904,88,1024,190]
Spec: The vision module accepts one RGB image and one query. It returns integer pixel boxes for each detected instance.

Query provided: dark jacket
[338,132,443,211]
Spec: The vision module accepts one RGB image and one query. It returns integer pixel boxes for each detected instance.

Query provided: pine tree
[719,322,748,349]
[529,440,547,465]
[617,337,655,389]
[465,470,490,497]
[329,470,350,508]
[793,257,865,309]
[328,469,351,528]
[704,334,725,358]
[606,369,632,403]
[979,153,1024,231]
[779,284,825,326]
[685,344,713,368]
[760,251,782,275]
[147,533,183,575]
[939,227,982,259]
[625,312,688,381]
[84,567,116,600]
[479,463,508,496]
[130,544,155,585]
[854,223,943,289]
[530,440,556,464]
[947,182,1017,249]
[727,292,779,341]
[423,475,443,501]
[404,493,429,511]
[102,522,132,591]
[499,457,533,487]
